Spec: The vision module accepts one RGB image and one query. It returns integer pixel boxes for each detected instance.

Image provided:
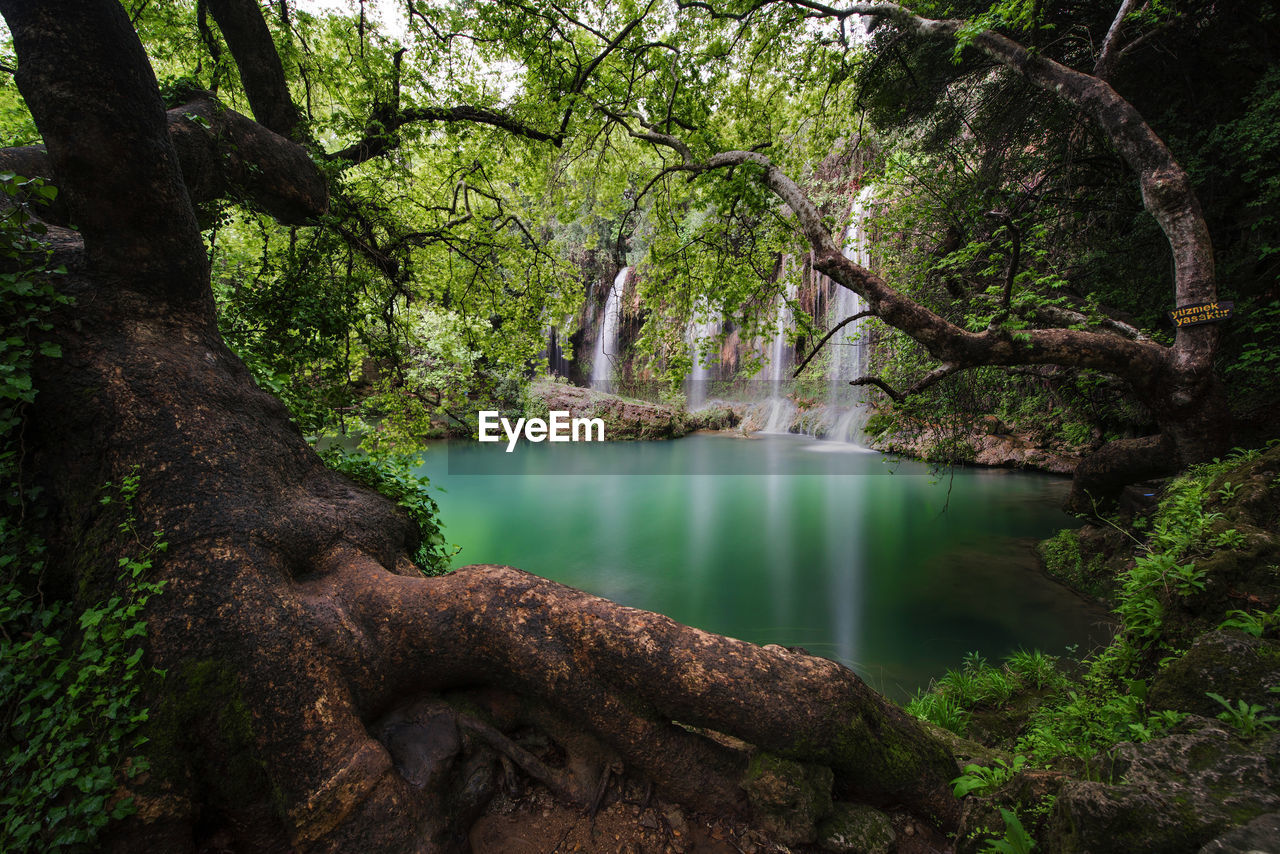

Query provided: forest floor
[468,782,951,854]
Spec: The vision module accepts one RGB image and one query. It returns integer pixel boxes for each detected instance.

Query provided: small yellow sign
[1168,301,1234,327]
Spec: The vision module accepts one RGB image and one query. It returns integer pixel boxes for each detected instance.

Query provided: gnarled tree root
[120,547,962,853]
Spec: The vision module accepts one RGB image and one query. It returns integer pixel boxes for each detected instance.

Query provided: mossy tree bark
[1,1,960,850]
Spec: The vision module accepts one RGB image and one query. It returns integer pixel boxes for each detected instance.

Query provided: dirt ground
[470,779,952,854]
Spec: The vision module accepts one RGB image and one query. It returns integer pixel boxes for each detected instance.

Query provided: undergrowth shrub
[319,446,457,575]
[907,448,1268,769]
[2,174,164,850]
[1,474,166,851]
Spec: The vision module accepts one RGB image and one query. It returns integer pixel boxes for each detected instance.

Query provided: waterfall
[544,326,568,377]
[825,185,875,445]
[685,302,719,410]
[761,276,798,433]
[591,267,627,391]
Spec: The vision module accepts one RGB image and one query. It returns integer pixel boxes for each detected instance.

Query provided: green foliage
[905,686,971,735]
[319,446,456,575]
[983,808,1036,854]
[0,53,38,146]
[1205,692,1279,737]
[997,448,1275,766]
[1218,607,1280,638]
[1016,678,1152,764]
[942,652,1021,706]
[851,0,1280,437]
[1,173,68,455]
[907,648,1067,736]
[1,178,165,849]
[1005,649,1064,691]
[1,472,166,852]
[1125,709,1188,743]
[1223,300,1280,401]
[952,755,1027,797]
[1112,452,1255,651]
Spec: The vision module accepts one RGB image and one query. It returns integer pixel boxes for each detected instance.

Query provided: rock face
[686,404,741,432]
[1199,811,1280,853]
[968,433,1080,474]
[741,752,834,846]
[817,802,895,854]
[1046,718,1280,854]
[1148,630,1280,719]
[526,380,691,440]
[1037,524,1131,600]
[867,419,1081,474]
[525,380,741,440]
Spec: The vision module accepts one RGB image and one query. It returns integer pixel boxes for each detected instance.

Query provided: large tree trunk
[4,2,962,851]
[28,238,960,853]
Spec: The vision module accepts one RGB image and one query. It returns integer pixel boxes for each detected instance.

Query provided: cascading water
[685,302,719,411]
[825,184,876,445]
[591,267,627,391]
[544,326,568,377]
[761,277,798,433]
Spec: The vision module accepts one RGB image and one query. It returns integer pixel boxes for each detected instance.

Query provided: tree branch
[837,1,1215,367]
[850,364,958,403]
[1,95,328,227]
[792,310,874,378]
[318,559,963,825]
[205,0,301,138]
[600,106,695,165]
[0,0,206,300]
[569,3,653,95]
[327,104,563,166]
[1094,0,1141,80]
[1032,304,1153,343]
[691,148,1164,383]
[327,3,659,166]
[636,1,1215,389]
[984,210,1020,328]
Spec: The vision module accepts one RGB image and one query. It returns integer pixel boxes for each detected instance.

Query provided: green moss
[878,738,923,789]
[741,751,834,846]
[820,713,947,793]
[149,659,276,815]
[1039,529,1081,577]
[924,436,976,464]
[1037,528,1109,597]
[742,751,773,783]
[864,410,893,438]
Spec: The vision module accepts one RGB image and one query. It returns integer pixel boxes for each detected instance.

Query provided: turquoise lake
[417,432,1111,699]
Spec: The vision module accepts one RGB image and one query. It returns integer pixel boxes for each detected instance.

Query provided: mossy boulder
[687,404,741,431]
[1200,811,1280,853]
[525,380,691,440]
[1045,717,1280,854]
[1036,525,1126,600]
[1147,630,1280,718]
[817,802,895,854]
[741,751,834,845]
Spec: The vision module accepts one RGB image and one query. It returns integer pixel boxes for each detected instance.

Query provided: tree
[0,1,959,850]
[0,0,1251,849]
[613,0,1230,510]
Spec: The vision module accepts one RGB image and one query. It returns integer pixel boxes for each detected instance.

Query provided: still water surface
[417,433,1111,699]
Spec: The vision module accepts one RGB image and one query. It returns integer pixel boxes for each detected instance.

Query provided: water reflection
[419,433,1110,699]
